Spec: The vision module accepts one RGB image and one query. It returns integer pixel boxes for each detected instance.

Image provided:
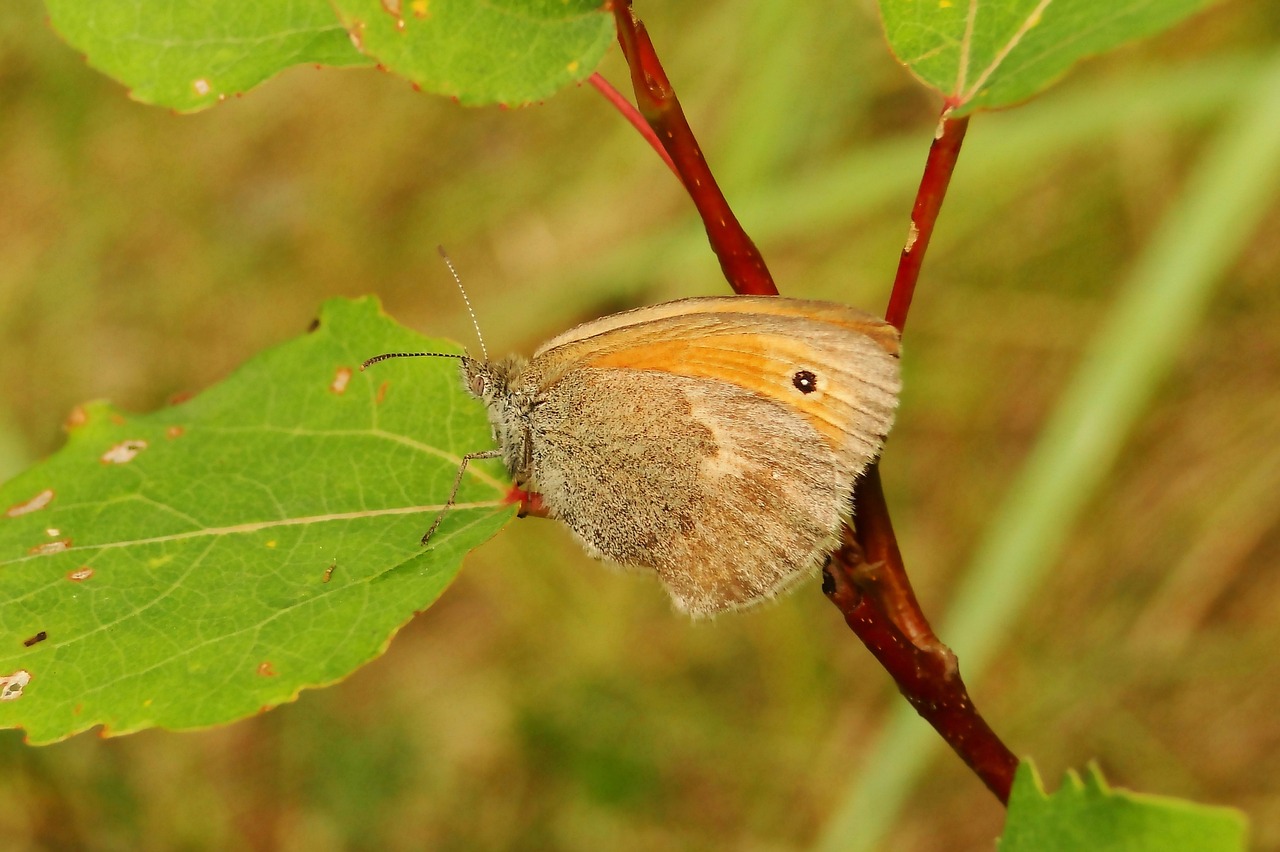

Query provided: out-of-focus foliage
[0,0,1276,849]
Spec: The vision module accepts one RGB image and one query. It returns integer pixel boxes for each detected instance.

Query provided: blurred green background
[2,1,1278,849]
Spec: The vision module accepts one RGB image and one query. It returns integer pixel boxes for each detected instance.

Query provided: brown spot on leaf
[380,0,406,29]
[375,381,389,404]
[101,439,147,464]
[168,390,195,406]
[166,426,185,439]
[6,488,54,517]
[23,631,47,648]
[257,661,276,677]
[68,567,94,582]
[330,367,353,395]
[0,670,32,701]
[30,539,71,555]
[64,406,88,430]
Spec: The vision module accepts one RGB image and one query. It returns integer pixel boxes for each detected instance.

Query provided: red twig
[605,2,1016,804]
[885,112,970,333]
[827,469,1018,802]
[826,106,1017,802]
[588,72,679,179]
[607,2,775,295]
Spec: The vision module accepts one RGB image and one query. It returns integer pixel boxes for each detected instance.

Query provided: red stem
[829,105,1016,802]
[827,106,1017,802]
[604,3,1016,804]
[829,469,1018,802]
[588,72,679,179]
[885,112,970,333]
[608,2,776,295]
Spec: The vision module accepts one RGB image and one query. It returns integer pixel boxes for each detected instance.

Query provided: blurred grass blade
[817,52,1280,852]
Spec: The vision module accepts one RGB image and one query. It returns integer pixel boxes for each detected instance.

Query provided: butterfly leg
[422,449,503,546]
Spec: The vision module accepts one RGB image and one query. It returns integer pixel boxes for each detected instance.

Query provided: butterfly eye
[792,370,819,394]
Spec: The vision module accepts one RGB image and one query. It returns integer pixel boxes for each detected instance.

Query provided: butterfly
[368,291,901,617]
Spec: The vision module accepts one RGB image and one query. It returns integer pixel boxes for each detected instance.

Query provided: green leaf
[43,0,373,112]
[328,0,614,106]
[0,298,513,744]
[878,0,1220,114]
[41,0,612,111]
[1000,762,1249,851]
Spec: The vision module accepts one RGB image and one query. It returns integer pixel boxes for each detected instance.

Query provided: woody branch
[600,2,1017,803]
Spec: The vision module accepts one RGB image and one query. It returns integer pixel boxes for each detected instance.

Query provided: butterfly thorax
[460,354,536,484]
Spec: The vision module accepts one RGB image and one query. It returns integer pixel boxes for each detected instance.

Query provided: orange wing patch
[587,334,854,449]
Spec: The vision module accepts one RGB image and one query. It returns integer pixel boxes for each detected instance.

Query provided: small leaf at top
[0,298,514,744]
[328,0,614,106]
[878,0,1220,114]
[999,761,1248,851]
[44,0,372,112]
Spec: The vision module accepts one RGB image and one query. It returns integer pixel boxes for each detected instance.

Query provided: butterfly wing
[522,297,901,615]
[533,296,901,476]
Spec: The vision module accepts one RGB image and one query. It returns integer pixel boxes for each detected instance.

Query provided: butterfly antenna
[360,351,463,371]
[437,245,488,363]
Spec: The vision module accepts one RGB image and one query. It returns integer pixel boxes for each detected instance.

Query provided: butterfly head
[459,354,533,483]
[458,354,525,402]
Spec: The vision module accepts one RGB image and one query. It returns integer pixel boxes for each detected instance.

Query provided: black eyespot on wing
[792,370,818,394]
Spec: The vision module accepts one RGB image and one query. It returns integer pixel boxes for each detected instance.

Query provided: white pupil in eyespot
[792,370,818,394]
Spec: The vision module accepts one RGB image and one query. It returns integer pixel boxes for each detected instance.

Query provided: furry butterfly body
[460,296,901,616]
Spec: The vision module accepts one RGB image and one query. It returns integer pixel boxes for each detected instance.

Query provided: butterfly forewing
[536,300,900,469]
